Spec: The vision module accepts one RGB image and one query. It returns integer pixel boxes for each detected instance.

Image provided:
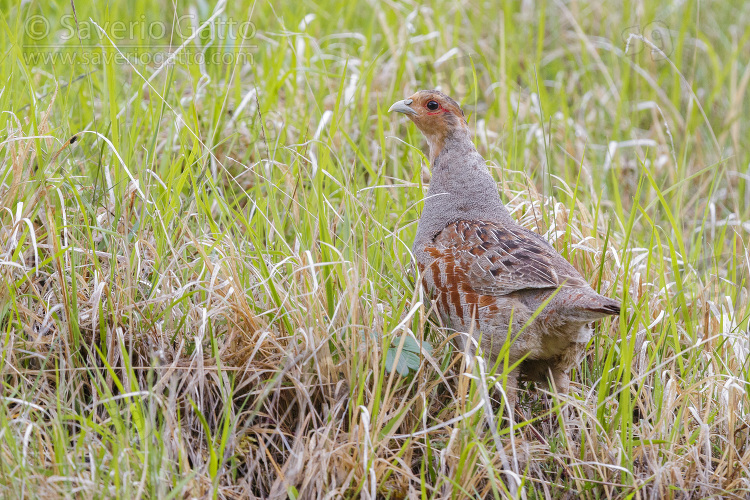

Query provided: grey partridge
[389,90,620,409]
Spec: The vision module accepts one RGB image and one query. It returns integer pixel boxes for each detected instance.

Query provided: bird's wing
[429,219,588,296]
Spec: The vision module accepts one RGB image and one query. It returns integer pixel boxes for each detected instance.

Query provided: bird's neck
[425,123,469,165]
[415,128,511,247]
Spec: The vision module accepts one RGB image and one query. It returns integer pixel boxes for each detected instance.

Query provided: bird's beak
[388,99,417,116]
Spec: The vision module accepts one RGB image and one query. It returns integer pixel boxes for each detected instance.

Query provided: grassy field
[1,0,749,497]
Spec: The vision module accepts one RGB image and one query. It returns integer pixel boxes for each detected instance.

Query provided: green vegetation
[1,0,748,497]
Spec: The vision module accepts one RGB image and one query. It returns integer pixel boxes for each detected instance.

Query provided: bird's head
[388,90,469,159]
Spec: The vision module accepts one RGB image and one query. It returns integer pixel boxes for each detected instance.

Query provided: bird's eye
[426,100,439,111]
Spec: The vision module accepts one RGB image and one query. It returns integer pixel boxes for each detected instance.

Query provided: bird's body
[389,90,620,408]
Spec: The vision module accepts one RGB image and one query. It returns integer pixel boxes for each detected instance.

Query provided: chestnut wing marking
[431,220,586,296]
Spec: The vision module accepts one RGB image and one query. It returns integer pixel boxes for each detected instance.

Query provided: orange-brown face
[389,90,468,158]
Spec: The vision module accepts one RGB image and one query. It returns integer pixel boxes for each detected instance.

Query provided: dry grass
[1,0,749,498]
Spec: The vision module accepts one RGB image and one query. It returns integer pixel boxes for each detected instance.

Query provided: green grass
[1,0,749,497]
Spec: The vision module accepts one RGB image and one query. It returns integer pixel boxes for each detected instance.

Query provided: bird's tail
[575,295,621,320]
[549,289,621,323]
[583,296,621,316]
